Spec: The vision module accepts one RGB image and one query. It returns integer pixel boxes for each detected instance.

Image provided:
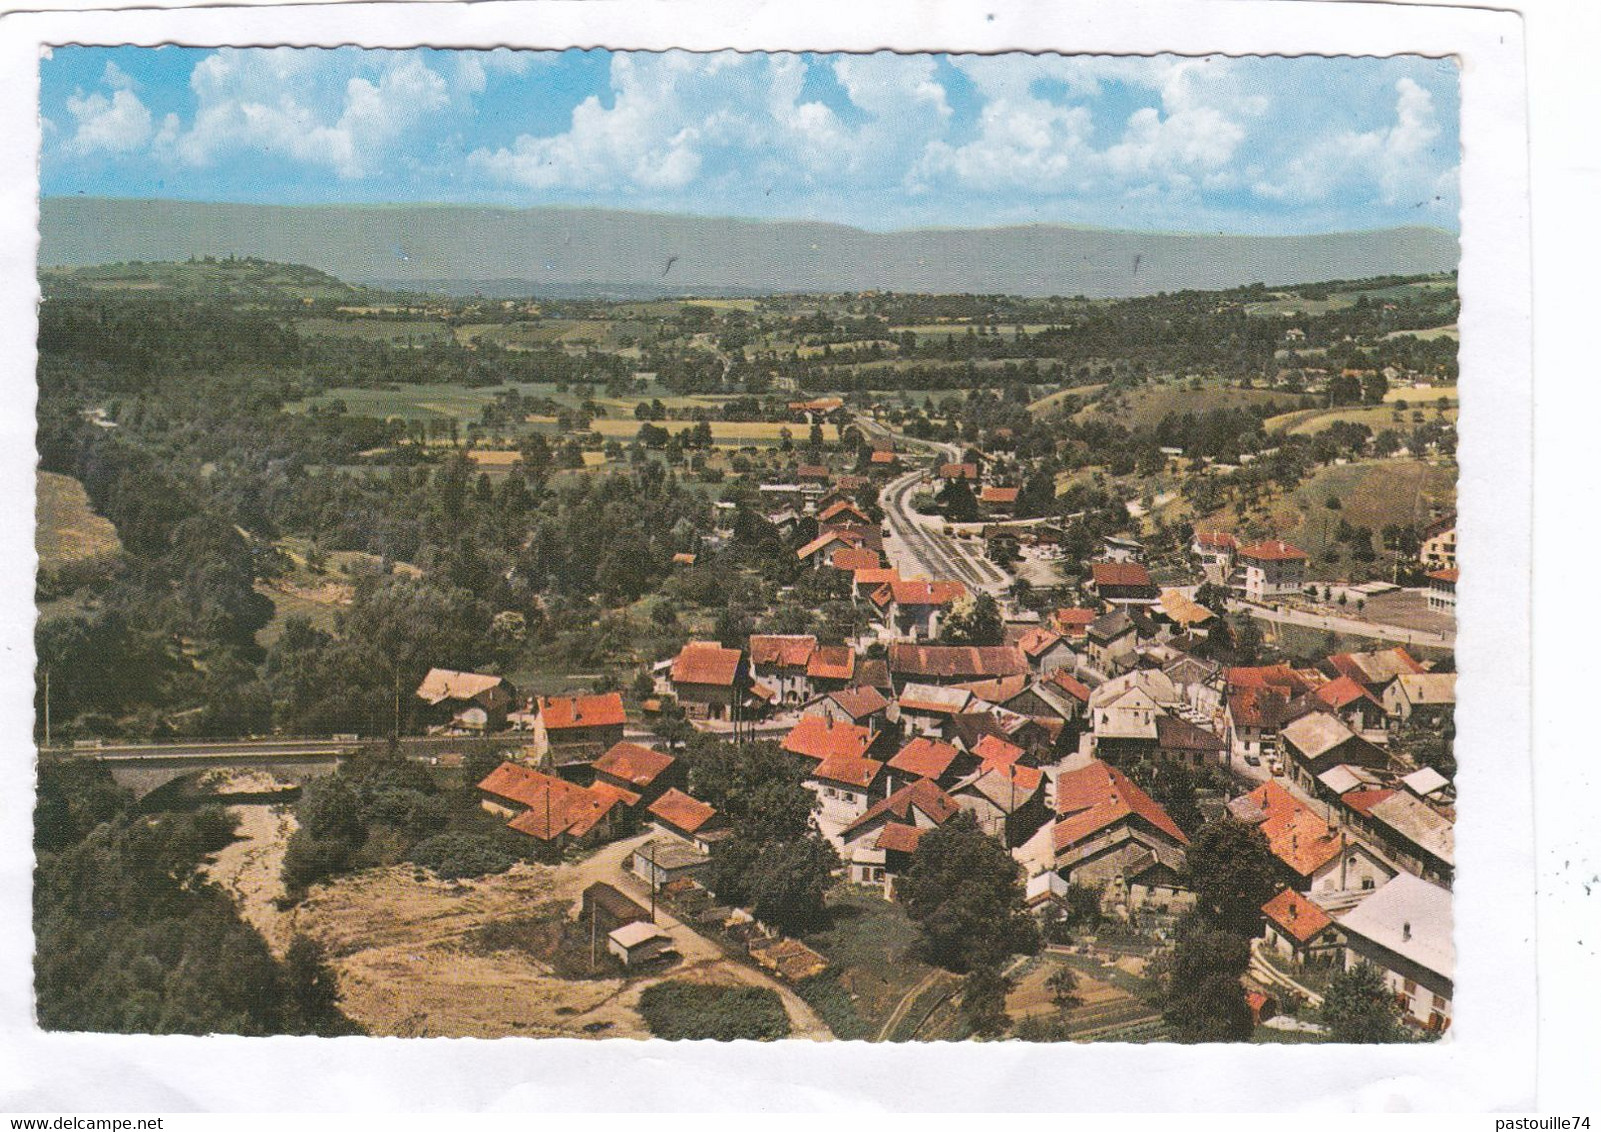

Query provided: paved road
[45,732,518,766]
[1230,599,1455,649]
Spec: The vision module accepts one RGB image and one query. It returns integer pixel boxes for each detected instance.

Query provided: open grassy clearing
[1384,324,1459,341]
[1197,457,1456,580]
[293,317,451,345]
[1269,403,1458,437]
[1245,279,1453,318]
[794,886,941,1041]
[255,536,421,647]
[1079,383,1309,431]
[1384,384,1458,403]
[37,471,121,570]
[526,417,837,445]
[1028,383,1108,416]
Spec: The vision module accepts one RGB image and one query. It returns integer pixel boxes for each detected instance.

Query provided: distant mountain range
[40,198,1458,299]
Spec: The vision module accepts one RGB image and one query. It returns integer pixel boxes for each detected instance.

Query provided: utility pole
[648,841,658,922]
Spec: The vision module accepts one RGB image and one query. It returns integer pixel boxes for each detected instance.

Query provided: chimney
[1402,921,1412,942]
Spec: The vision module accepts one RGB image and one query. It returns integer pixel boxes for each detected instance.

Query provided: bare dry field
[37,471,121,569]
[205,815,830,1040]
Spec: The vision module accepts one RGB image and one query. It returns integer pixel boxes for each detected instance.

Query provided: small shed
[607,921,673,968]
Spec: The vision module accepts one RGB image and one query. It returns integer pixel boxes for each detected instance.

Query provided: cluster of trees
[683,738,839,935]
[636,981,790,1041]
[898,812,1042,1038]
[34,761,358,1035]
[280,749,531,897]
[1160,815,1415,1043]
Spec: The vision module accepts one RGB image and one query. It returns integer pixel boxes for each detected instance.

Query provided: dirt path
[875,968,942,1041]
[203,798,298,957]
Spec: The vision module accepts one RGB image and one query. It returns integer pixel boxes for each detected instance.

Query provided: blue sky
[39,47,1460,235]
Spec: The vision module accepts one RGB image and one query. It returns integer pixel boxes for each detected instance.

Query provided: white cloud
[912,55,1254,200]
[64,85,153,155]
[468,51,954,197]
[163,48,450,179]
[1257,77,1448,211]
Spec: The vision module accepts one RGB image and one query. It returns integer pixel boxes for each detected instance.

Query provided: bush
[281,829,354,895]
[406,832,520,880]
[636,981,790,1041]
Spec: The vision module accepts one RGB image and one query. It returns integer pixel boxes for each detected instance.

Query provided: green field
[294,317,451,345]
[795,886,942,1041]
[1027,383,1108,417]
[1267,403,1457,436]
[1201,457,1457,580]
[1081,382,1308,430]
[526,416,836,446]
[37,471,121,571]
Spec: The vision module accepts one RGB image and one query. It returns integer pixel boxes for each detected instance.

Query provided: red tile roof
[1053,759,1189,851]
[874,822,926,853]
[782,716,875,762]
[979,485,1020,504]
[1052,607,1098,635]
[888,643,1029,680]
[477,762,556,810]
[843,777,961,839]
[806,645,856,682]
[1341,787,1398,816]
[592,741,675,788]
[869,449,898,464]
[1427,567,1459,584]
[1228,686,1295,729]
[1194,530,1238,551]
[1228,664,1319,697]
[480,763,633,841]
[853,567,900,590]
[818,500,869,524]
[1237,539,1308,562]
[538,692,626,731]
[832,546,882,571]
[1090,561,1154,589]
[887,737,963,779]
[812,752,884,790]
[824,685,890,720]
[670,641,743,687]
[796,464,830,480]
[1045,669,1093,703]
[1261,888,1335,944]
[939,462,979,480]
[952,674,1031,705]
[749,634,817,669]
[973,733,1025,770]
[1315,675,1382,711]
[889,579,968,607]
[648,788,718,835]
[1017,627,1065,659]
[1242,781,1347,877]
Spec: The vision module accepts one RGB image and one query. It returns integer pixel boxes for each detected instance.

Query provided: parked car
[1244,753,1261,767]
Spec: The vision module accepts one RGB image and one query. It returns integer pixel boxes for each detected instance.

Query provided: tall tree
[1161,917,1254,1042]
[1321,961,1409,1043]
[942,593,1004,647]
[899,811,1040,973]
[1182,817,1282,937]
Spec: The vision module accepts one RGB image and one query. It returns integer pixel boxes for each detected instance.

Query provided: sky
[38,47,1460,235]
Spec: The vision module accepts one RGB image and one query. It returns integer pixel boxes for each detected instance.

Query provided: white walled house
[1338,873,1454,1033]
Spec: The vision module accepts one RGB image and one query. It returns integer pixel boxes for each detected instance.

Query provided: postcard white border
[0,0,1534,1113]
